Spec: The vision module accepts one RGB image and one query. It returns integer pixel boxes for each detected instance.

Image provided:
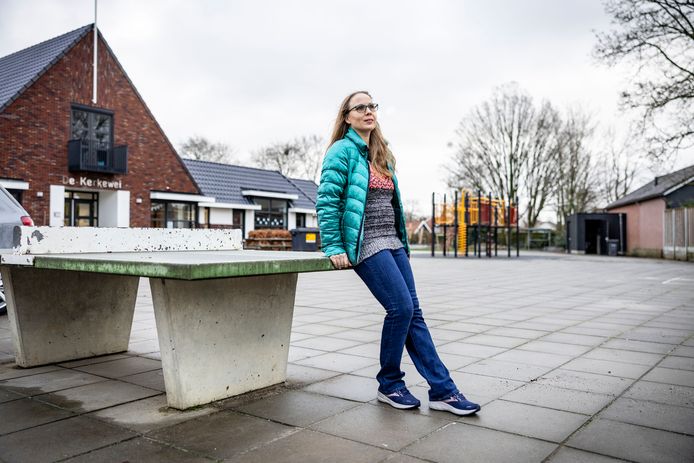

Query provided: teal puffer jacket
[316,127,409,264]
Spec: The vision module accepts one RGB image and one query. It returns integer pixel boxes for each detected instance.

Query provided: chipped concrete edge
[9,226,243,255]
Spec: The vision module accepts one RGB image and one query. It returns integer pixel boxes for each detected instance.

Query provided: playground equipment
[431,190,520,258]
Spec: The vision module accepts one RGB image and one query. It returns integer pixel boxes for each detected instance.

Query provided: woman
[315,91,480,416]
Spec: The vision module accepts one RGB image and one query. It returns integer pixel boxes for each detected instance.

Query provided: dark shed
[566,213,627,255]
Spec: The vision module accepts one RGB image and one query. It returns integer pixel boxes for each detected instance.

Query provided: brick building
[0,24,319,233]
[0,24,207,228]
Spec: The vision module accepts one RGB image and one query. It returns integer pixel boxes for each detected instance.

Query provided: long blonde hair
[328,91,396,178]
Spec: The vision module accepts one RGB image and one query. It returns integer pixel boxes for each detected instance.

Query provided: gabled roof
[183,159,317,209]
[607,164,694,209]
[287,177,318,209]
[0,24,91,112]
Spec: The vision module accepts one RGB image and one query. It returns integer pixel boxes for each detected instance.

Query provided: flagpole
[92,0,98,104]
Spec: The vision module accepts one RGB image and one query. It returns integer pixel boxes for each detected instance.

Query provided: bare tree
[596,128,641,206]
[594,0,694,160]
[446,83,561,227]
[553,109,600,225]
[179,136,235,164]
[252,135,325,182]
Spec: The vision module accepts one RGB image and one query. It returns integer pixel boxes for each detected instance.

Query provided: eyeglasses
[347,103,379,114]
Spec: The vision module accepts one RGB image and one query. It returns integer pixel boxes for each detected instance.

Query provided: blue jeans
[353,247,458,400]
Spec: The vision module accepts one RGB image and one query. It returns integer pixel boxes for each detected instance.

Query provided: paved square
[0,252,693,462]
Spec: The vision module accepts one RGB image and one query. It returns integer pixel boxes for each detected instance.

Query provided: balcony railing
[67,139,128,174]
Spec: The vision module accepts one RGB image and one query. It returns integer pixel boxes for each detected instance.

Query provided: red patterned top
[368,163,394,189]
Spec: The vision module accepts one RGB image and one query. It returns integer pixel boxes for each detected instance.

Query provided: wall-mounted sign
[61,176,123,189]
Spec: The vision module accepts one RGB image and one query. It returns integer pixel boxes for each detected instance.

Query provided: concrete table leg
[149,273,298,410]
[0,266,139,367]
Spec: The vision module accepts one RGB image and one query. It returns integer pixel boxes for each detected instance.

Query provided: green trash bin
[290,228,320,251]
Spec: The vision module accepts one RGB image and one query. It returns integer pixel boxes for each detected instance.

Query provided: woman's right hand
[329,253,352,269]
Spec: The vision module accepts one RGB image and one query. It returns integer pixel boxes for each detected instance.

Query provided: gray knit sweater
[357,165,403,263]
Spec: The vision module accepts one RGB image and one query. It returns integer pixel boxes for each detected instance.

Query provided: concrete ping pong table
[0,227,333,409]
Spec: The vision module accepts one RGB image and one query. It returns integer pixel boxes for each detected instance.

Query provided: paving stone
[292,324,347,336]
[62,437,211,462]
[121,369,166,391]
[466,400,589,442]
[285,363,340,387]
[0,387,22,404]
[671,345,694,357]
[127,339,161,354]
[536,369,633,396]
[294,352,377,373]
[0,398,74,435]
[601,339,675,354]
[582,348,664,366]
[0,369,106,395]
[329,328,382,343]
[0,365,60,381]
[89,395,216,433]
[485,327,550,339]
[292,336,363,352]
[288,346,324,362]
[236,390,359,427]
[518,341,593,356]
[659,355,694,371]
[74,356,162,378]
[449,371,525,399]
[227,429,392,463]
[492,349,573,368]
[58,353,131,368]
[303,374,379,402]
[147,410,297,460]
[540,332,606,346]
[311,403,448,451]
[437,342,507,358]
[338,342,381,358]
[619,327,690,344]
[562,358,651,379]
[600,397,694,434]
[501,383,614,415]
[623,380,694,408]
[35,379,161,412]
[642,367,694,387]
[568,418,694,463]
[458,359,552,382]
[403,422,557,463]
[0,416,136,463]
[379,454,430,463]
[460,334,528,348]
[547,446,638,462]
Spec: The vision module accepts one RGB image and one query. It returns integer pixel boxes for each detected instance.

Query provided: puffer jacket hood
[316,127,409,264]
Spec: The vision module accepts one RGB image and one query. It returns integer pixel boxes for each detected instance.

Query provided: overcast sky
[1,0,691,216]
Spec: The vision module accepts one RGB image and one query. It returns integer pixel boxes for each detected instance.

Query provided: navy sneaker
[377,388,421,409]
[429,392,481,416]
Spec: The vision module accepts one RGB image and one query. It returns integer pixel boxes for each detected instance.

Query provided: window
[253,198,287,229]
[151,201,197,228]
[64,191,99,227]
[296,213,306,228]
[71,106,113,148]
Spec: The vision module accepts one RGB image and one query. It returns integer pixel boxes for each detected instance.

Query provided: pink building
[606,165,694,257]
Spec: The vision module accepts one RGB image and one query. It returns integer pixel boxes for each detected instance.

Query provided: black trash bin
[607,239,619,256]
[291,228,320,251]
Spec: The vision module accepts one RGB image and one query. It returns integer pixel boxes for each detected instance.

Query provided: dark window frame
[253,197,288,229]
[70,104,115,147]
[150,200,198,229]
[64,190,99,227]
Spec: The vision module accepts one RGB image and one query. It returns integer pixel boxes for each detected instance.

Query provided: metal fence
[664,207,694,261]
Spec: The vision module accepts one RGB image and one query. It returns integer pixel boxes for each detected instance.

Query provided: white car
[0,185,34,315]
